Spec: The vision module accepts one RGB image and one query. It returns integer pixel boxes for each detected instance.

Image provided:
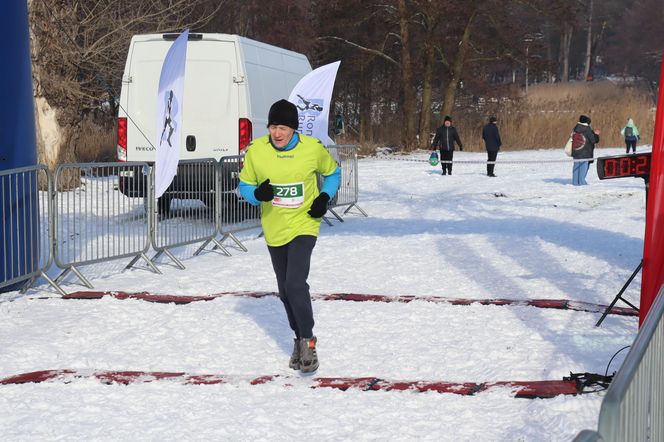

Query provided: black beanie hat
[489,116,497,123]
[268,99,299,130]
[579,115,591,124]
[444,115,452,122]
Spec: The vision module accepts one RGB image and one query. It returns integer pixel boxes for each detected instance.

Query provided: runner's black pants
[268,235,317,339]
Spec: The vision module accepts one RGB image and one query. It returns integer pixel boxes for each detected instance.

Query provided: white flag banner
[154,29,189,199]
[288,61,340,145]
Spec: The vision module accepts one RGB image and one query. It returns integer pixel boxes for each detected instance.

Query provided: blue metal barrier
[1,1,39,292]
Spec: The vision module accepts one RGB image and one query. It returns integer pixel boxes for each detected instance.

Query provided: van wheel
[201,194,216,221]
[221,193,244,223]
[202,193,216,211]
[143,195,172,217]
[158,195,173,216]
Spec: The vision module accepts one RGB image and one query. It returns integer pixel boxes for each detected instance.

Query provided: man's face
[444,120,451,127]
[268,125,296,148]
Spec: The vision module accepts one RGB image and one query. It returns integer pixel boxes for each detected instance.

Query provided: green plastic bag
[429,151,439,166]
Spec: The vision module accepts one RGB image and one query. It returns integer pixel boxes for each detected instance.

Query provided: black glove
[308,192,330,218]
[459,146,463,151]
[254,179,273,202]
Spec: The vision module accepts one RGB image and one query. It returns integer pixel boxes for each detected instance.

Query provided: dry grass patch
[75,116,117,163]
[429,80,655,153]
[471,80,654,151]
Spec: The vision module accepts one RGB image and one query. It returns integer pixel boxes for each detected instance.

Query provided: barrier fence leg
[151,250,164,262]
[19,273,67,296]
[226,233,247,252]
[151,248,186,270]
[69,266,94,289]
[124,255,141,271]
[18,277,37,294]
[39,272,67,296]
[193,238,213,256]
[54,267,72,284]
[596,260,641,327]
[215,232,243,254]
[55,266,94,289]
[141,252,163,274]
[124,253,162,274]
[343,203,368,217]
[328,208,344,223]
[212,237,232,256]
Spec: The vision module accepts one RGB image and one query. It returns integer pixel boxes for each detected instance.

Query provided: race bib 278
[272,182,305,208]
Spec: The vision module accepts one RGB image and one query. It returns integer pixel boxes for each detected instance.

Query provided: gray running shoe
[299,336,319,373]
[289,338,300,370]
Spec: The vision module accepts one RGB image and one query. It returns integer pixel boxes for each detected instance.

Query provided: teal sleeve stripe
[239,180,260,206]
[320,166,341,199]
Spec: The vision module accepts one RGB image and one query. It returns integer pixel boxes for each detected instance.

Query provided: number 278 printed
[274,184,303,197]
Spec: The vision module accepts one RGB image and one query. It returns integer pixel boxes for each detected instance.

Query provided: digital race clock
[596,152,651,180]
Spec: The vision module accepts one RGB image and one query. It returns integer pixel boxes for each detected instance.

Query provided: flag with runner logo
[288,61,340,145]
[155,29,189,199]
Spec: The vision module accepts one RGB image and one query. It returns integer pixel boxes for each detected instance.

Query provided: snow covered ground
[0,146,649,441]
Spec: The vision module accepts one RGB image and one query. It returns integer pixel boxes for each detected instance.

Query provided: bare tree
[28,0,223,169]
[415,4,438,149]
[397,0,418,150]
[559,24,573,81]
[439,2,483,118]
[582,0,593,80]
[603,0,662,87]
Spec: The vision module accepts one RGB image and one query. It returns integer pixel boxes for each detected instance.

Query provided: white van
[117,32,312,161]
[116,32,312,210]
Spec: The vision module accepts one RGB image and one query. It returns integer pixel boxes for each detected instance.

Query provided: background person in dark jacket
[571,115,600,186]
[431,115,463,175]
[482,116,502,177]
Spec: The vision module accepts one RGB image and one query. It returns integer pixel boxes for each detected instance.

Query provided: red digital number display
[597,153,651,180]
